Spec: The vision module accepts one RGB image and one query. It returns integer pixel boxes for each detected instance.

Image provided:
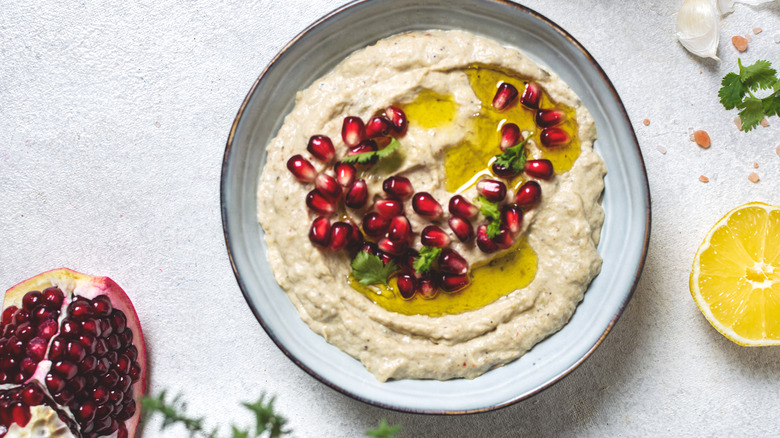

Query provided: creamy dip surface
[257,30,606,381]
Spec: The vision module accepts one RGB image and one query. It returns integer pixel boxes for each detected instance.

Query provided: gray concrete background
[2,0,780,436]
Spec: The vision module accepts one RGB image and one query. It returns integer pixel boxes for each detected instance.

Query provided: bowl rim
[221,0,651,414]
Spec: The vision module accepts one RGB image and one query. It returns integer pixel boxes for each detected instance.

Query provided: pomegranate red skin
[492,82,518,111]
[3,268,147,438]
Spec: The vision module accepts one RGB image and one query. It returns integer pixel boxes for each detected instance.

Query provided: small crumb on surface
[753,162,759,168]
[748,172,759,183]
[643,119,650,126]
[753,27,762,34]
[699,175,709,183]
[694,130,711,148]
[657,145,667,154]
[760,118,769,127]
[732,35,749,52]
[776,144,780,157]
[154,121,161,128]
[775,33,780,44]
[734,117,743,130]
[745,34,753,43]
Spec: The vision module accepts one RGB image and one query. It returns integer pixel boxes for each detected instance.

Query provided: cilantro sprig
[719,58,780,132]
[351,250,397,286]
[492,135,530,174]
[413,246,442,274]
[475,196,501,238]
[341,137,400,165]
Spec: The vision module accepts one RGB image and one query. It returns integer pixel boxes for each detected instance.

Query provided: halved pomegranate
[0,268,146,438]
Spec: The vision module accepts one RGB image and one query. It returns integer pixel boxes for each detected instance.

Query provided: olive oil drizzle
[349,66,581,317]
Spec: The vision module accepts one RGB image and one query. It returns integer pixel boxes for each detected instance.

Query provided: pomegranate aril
[2,306,17,325]
[314,173,342,200]
[521,82,541,108]
[53,389,74,405]
[11,401,31,428]
[309,216,330,248]
[377,237,407,256]
[397,248,419,273]
[334,162,356,187]
[26,336,48,361]
[118,400,136,421]
[68,300,92,321]
[374,199,404,218]
[412,192,443,217]
[477,224,499,254]
[347,140,378,159]
[13,309,30,324]
[501,204,523,235]
[417,277,438,298]
[362,212,390,237]
[328,222,352,252]
[286,154,317,183]
[344,220,363,249]
[307,135,335,162]
[32,305,54,321]
[15,321,34,341]
[92,386,109,404]
[91,295,113,317]
[365,116,393,138]
[439,273,469,292]
[78,400,97,422]
[536,109,566,127]
[110,309,127,334]
[42,286,65,308]
[396,274,416,299]
[448,217,474,242]
[22,290,43,312]
[448,195,479,219]
[306,189,336,216]
[385,106,408,134]
[21,385,44,406]
[20,357,38,375]
[80,355,98,374]
[124,345,138,361]
[81,318,101,337]
[476,179,507,203]
[68,376,86,393]
[494,227,515,250]
[499,123,521,151]
[540,127,570,147]
[60,319,80,336]
[382,176,414,199]
[49,338,65,360]
[52,360,79,380]
[45,373,66,393]
[341,116,366,147]
[440,249,469,276]
[376,251,394,266]
[66,341,86,362]
[515,180,542,206]
[344,179,368,209]
[491,161,519,178]
[420,225,451,248]
[387,216,412,243]
[524,159,554,179]
[492,82,518,110]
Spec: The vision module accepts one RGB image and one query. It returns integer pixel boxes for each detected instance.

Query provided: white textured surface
[1,0,779,436]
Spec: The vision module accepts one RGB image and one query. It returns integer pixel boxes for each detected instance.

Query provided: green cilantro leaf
[719,72,746,110]
[492,136,529,174]
[737,97,765,132]
[475,195,501,239]
[739,59,776,90]
[351,250,397,286]
[341,137,400,165]
[366,419,402,438]
[720,58,780,132]
[413,246,442,274]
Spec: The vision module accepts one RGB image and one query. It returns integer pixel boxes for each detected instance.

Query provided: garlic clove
[676,0,721,61]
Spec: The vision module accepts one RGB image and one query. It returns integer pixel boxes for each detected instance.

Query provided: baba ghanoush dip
[257,30,606,381]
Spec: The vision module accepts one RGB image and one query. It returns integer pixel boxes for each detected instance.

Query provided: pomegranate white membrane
[258,30,606,381]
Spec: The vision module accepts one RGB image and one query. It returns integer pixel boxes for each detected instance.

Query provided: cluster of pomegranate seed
[287,106,407,254]
[0,286,141,438]
[491,80,570,148]
[0,383,78,434]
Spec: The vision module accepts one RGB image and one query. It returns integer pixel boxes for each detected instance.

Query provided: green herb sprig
[141,391,401,438]
[351,250,397,286]
[492,135,530,174]
[719,58,780,132]
[476,196,501,238]
[413,246,442,274]
[341,137,400,165]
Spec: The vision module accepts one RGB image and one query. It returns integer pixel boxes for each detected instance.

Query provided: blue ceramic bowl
[222,0,650,413]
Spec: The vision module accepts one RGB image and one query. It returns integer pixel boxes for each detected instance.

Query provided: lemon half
[690,202,780,346]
